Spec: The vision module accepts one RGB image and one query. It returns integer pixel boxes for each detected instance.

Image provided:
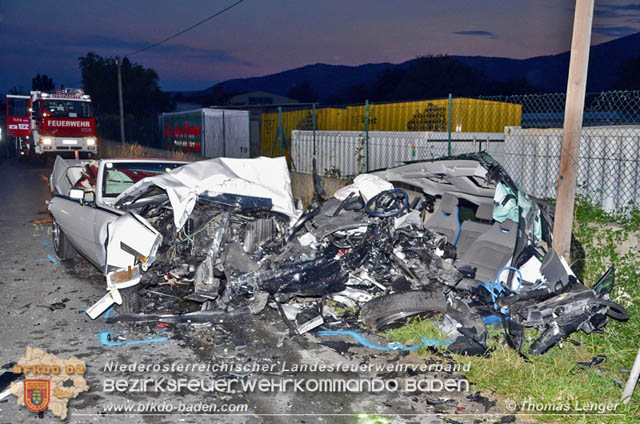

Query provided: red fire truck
[5,89,97,159]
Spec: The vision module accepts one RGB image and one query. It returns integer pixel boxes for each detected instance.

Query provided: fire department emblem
[24,380,50,412]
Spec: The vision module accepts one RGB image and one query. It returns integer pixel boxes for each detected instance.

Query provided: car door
[50,195,97,265]
[93,205,122,270]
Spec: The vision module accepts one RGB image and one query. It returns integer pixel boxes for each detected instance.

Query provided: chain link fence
[271,91,640,212]
[481,91,640,211]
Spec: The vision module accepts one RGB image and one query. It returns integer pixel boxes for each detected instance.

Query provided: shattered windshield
[102,162,185,198]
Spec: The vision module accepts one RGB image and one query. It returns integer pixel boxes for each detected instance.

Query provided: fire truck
[5,89,97,159]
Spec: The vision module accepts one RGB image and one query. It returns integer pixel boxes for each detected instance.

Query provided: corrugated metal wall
[260,99,521,156]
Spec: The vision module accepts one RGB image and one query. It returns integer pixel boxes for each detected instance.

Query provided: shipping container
[260,98,521,156]
[160,108,250,158]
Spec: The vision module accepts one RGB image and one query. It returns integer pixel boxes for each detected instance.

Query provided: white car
[48,157,189,317]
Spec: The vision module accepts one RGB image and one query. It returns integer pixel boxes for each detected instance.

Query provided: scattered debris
[98,332,168,347]
[38,298,69,311]
[576,355,607,368]
[467,391,497,412]
[0,372,20,393]
[0,383,20,402]
[317,330,451,351]
[30,217,53,225]
[47,153,628,358]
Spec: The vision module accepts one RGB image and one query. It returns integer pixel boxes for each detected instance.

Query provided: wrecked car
[48,152,628,357]
[48,156,188,317]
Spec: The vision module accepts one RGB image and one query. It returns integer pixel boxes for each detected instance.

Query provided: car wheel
[117,286,140,314]
[52,219,77,260]
[361,290,447,330]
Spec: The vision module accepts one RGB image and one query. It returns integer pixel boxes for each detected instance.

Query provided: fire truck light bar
[56,88,85,96]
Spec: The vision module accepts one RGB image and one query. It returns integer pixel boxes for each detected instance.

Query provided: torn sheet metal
[105,213,162,270]
[106,266,141,290]
[86,288,123,320]
[394,209,423,230]
[115,157,301,230]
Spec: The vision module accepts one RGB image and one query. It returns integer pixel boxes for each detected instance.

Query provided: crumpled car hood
[114,156,301,230]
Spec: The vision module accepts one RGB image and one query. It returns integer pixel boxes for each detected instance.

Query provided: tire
[117,286,141,314]
[52,219,77,260]
[361,290,447,330]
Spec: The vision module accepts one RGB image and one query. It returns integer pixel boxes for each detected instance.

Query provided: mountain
[454,32,640,92]
[190,32,640,102]
[214,62,403,101]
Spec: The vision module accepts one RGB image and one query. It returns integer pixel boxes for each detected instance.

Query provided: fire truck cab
[5,89,98,159]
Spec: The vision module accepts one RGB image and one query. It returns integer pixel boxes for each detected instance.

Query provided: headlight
[41,137,53,145]
[86,137,97,146]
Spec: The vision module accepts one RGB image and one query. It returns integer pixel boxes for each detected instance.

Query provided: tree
[78,52,173,145]
[287,81,318,103]
[613,57,640,90]
[32,74,55,91]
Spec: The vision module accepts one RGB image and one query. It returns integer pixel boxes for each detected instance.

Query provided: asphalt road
[0,158,499,424]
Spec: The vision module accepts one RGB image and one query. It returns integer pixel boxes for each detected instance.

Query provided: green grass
[385,315,446,345]
[385,196,640,423]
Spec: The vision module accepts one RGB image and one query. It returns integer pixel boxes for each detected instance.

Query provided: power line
[127,0,245,57]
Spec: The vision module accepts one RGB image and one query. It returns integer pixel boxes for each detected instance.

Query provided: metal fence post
[278,106,284,157]
[222,110,226,157]
[365,100,370,172]
[312,103,317,157]
[448,93,453,156]
[247,110,252,158]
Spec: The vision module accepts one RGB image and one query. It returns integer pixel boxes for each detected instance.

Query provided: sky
[1,0,640,93]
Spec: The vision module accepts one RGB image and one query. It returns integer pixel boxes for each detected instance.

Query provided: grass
[97,139,199,161]
[386,316,446,345]
[385,196,640,423]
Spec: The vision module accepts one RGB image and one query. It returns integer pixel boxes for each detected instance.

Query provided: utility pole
[116,56,126,145]
[552,0,594,262]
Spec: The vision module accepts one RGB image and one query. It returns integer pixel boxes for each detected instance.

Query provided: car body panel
[48,157,188,274]
[105,212,162,270]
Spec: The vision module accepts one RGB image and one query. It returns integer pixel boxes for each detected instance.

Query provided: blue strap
[497,266,523,292]
[99,331,168,347]
[478,266,523,314]
[453,206,461,246]
[317,330,452,351]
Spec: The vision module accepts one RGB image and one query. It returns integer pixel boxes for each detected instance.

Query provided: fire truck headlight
[41,138,53,146]
[86,137,97,146]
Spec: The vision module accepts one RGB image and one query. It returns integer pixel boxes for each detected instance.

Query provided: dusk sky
[2,0,640,92]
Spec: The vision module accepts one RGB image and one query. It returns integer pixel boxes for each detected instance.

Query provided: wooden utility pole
[552,0,594,262]
[116,56,126,145]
